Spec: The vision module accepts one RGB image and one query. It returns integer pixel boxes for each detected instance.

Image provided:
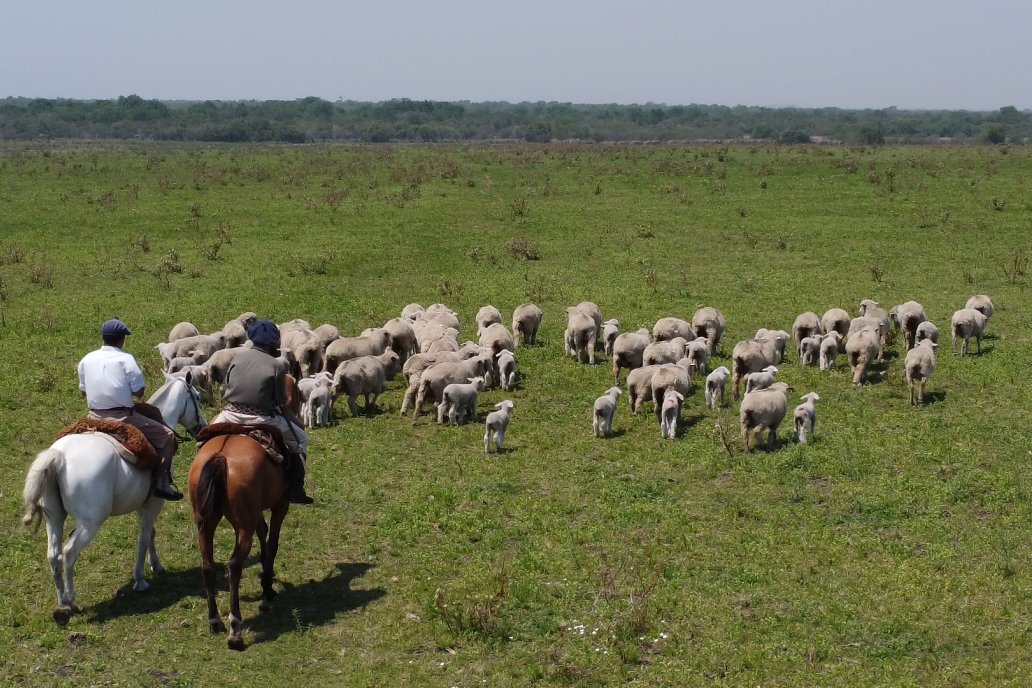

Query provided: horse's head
[159,371,208,438]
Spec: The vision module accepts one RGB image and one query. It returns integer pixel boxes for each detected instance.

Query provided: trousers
[210,408,308,454]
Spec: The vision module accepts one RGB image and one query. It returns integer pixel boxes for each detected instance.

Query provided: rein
[167,378,204,443]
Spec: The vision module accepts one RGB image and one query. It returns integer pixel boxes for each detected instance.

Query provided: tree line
[0,95,1027,144]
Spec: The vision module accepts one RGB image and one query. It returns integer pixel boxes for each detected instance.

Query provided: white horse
[22,371,207,625]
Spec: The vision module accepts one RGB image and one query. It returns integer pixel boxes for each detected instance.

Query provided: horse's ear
[184,369,193,385]
[162,371,174,382]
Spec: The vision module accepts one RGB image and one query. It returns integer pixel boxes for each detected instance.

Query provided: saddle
[195,422,288,464]
[55,417,161,472]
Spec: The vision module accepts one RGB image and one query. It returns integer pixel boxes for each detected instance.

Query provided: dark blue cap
[101,318,131,337]
[247,320,280,348]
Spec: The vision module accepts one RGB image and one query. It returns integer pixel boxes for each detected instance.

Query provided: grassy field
[1,142,1031,687]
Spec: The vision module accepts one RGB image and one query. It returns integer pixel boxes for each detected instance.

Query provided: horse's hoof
[227,635,246,651]
[53,606,72,626]
[210,621,227,635]
[258,600,272,613]
[133,580,151,592]
[152,564,166,576]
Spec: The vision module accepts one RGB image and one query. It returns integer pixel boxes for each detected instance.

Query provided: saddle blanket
[195,422,287,464]
[55,418,161,471]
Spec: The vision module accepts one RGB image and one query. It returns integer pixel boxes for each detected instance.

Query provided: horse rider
[78,318,183,501]
[210,319,314,505]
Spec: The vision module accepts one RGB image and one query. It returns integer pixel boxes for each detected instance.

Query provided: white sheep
[643,337,688,367]
[965,295,994,319]
[382,318,418,363]
[297,371,334,407]
[592,386,622,438]
[221,318,249,348]
[820,308,851,339]
[691,307,726,355]
[659,389,684,440]
[611,328,651,383]
[755,328,790,365]
[705,366,731,409]
[331,349,400,417]
[512,303,543,347]
[484,400,515,453]
[312,323,341,348]
[889,301,927,350]
[602,319,621,358]
[281,326,325,377]
[798,334,823,366]
[744,365,779,395]
[857,299,890,360]
[412,352,493,419]
[845,325,880,385]
[167,354,201,374]
[625,364,666,414]
[792,311,822,358]
[731,334,779,400]
[565,306,599,365]
[424,305,461,332]
[649,358,693,418]
[496,350,517,390]
[818,331,842,370]
[915,320,939,346]
[169,321,200,342]
[156,333,223,369]
[475,305,503,335]
[438,376,487,425]
[685,336,709,376]
[951,308,988,355]
[323,329,391,372]
[303,383,333,428]
[793,392,820,444]
[904,339,938,405]
[652,317,693,342]
[740,381,791,452]
[478,322,515,385]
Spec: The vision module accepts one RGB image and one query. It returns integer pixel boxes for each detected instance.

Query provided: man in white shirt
[78,318,182,501]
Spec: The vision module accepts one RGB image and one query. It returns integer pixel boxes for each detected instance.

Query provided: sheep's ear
[162,371,174,383]
[770,366,779,372]
[812,393,821,400]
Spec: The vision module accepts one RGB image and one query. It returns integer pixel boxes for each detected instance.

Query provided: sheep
[611,328,651,383]
[565,306,599,365]
[169,321,200,342]
[323,329,392,372]
[303,383,333,428]
[156,333,223,369]
[402,344,483,384]
[438,376,487,425]
[279,318,312,335]
[904,339,938,405]
[401,303,425,321]
[412,352,493,419]
[792,311,822,358]
[845,325,880,385]
[889,301,927,350]
[220,319,248,348]
[281,327,325,377]
[820,308,852,340]
[819,331,842,370]
[575,301,603,337]
[659,389,684,440]
[705,366,731,409]
[412,318,453,353]
[650,358,693,418]
[277,347,302,380]
[496,350,517,390]
[512,303,543,347]
[643,337,688,367]
[793,392,820,444]
[382,318,418,363]
[691,307,726,355]
[237,312,258,328]
[731,334,779,400]
[915,320,939,346]
[424,305,461,332]
[592,386,622,438]
[755,328,790,365]
[951,308,988,355]
[740,381,792,452]
[652,317,693,342]
[331,349,400,417]
[857,299,890,360]
[167,354,201,374]
[425,327,461,354]
[484,400,515,454]
[798,334,823,366]
[200,346,247,388]
[965,295,994,319]
[685,336,709,376]
[744,365,779,395]
[312,323,341,348]
[479,322,515,385]
[626,364,666,414]
[297,371,334,406]
[475,305,503,335]
[602,319,621,358]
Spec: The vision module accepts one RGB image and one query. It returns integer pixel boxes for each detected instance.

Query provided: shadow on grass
[921,391,947,405]
[88,565,205,623]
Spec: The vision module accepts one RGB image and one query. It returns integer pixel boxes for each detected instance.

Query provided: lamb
[323,329,392,372]
[820,308,852,339]
[740,381,792,452]
[793,392,820,444]
[650,358,693,418]
[303,383,333,428]
[626,364,666,414]
[643,337,689,366]
[904,339,937,405]
[479,322,515,385]
[965,295,994,319]
[169,321,200,342]
[437,376,487,425]
[792,311,822,358]
[845,325,880,385]
[602,319,621,358]
[755,328,790,364]
[731,334,779,400]
[951,308,988,355]
[705,366,731,409]
[592,386,622,438]
[475,305,503,335]
[652,317,693,342]
[565,306,599,365]
[297,370,334,404]
[798,334,824,366]
[889,301,927,350]
[331,349,400,417]
[691,307,726,355]
[611,328,651,383]
[818,331,842,370]
[659,389,684,440]
[411,352,493,419]
[512,303,543,347]
[167,354,201,374]
[744,365,779,395]
[496,350,517,390]
[915,320,939,346]
[484,400,515,454]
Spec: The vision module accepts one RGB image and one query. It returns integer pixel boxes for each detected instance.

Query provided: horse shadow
[88,565,205,623]
[920,391,947,405]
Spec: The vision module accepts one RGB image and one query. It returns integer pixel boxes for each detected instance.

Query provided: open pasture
[1,142,1031,686]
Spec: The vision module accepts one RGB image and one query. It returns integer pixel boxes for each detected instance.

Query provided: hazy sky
[3,0,1030,110]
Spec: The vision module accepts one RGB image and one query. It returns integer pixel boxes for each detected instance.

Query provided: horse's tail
[194,453,227,523]
[22,448,64,532]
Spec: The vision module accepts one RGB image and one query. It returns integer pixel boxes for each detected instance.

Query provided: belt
[225,402,271,416]
[91,406,133,412]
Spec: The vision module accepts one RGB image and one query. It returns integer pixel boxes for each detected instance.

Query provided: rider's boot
[153,470,184,501]
[287,454,314,505]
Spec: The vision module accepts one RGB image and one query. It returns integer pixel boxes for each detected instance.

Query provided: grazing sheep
[650,358,693,418]
[705,366,731,409]
[626,364,666,414]
[479,322,515,385]
[303,383,333,428]
[611,328,651,383]
[332,350,400,417]
[643,337,689,367]
[512,303,543,347]
[412,353,493,419]
[857,300,890,360]
[745,365,779,395]
[220,319,248,348]
[156,333,223,369]
[602,319,621,358]
[820,308,852,339]
[659,389,684,440]
[965,295,994,319]
[484,400,515,453]
[951,308,988,355]
[200,346,247,388]
[592,386,622,438]
[438,376,487,425]
[496,350,517,390]
[167,354,201,374]
[755,328,790,365]
[915,320,940,346]
[904,339,938,405]
[323,329,392,372]
[401,303,425,321]
[819,331,842,370]
[889,301,927,350]
[475,305,503,335]
[793,392,820,444]
[691,307,726,355]
[731,334,779,400]
[798,334,823,366]
[312,323,341,348]
[792,311,822,358]
[281,327,325,377]
[169,321,200,342]
[565,306,599,365]
[845,325,880,384]
[685,336,709,376]
[740,381,792,452]
[279,318,312,335]
[652,317,693,342]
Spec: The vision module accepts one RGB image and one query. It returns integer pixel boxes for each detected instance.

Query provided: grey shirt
[222,348,286,413]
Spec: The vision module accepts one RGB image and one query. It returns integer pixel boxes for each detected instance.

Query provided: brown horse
[188,434,289,650]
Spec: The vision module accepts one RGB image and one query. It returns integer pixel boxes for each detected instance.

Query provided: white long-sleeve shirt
[77,345,146,410]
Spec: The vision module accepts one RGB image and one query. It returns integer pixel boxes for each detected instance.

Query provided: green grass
[1,142,1031,686]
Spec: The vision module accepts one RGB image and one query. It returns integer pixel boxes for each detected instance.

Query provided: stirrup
[153,485,184,501]
[288,488,314,505]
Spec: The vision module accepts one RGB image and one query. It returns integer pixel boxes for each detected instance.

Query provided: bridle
[170,377,205,443]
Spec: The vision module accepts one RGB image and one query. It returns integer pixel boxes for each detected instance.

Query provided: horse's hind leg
[43,506,71,622]
[134,502,165,591]
[198,520,225,635]
[227,526,254,651]
[61,519,101,618]
[259,504,287,612]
